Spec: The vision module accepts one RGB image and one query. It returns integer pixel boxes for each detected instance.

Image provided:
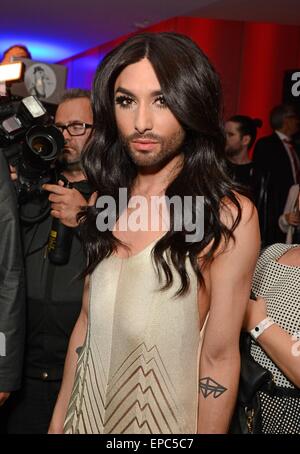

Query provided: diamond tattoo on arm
[199,377,227,398]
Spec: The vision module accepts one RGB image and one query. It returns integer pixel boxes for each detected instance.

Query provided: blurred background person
[252,104,300,246]
[225,115,262,189]
[1,45,31,64]
[279,183,300,243]
[225,115,266,243]
[0,45,31,96]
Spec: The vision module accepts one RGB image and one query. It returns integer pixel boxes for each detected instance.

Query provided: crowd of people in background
[225,105,300,247]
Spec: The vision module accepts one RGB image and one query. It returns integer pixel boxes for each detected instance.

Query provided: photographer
[4,89,94,434]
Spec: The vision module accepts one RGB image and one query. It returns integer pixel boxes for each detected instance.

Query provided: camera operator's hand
[9,165,18,181]
[0,392,10,407]
[43,180,88,227]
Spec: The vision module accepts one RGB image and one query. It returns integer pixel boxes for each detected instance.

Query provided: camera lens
[30,135,55,157]
[26,125,64,161]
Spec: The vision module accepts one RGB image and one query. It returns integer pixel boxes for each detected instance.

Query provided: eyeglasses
[55,122,93,136]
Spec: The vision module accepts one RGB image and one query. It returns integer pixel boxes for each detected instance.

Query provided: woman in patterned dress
[243,242,300,433]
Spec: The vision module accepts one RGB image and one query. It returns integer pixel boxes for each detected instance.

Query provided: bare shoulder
[278,246,300,267]
[208,192,260,262]
[220,192,258,230]
[197,193,259,264]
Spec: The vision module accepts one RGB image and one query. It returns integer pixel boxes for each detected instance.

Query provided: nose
[134,103,153,134]
[62,128,72,141]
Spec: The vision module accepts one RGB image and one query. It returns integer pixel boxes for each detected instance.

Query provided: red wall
[59,17,300,140]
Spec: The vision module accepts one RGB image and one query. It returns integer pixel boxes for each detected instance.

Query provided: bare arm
[244,297,300,388]
[197,196,260,433]
[278,184,300,232]
[48,276,90,434]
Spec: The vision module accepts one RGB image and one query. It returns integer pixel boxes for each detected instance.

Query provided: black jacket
[252,133,296,246]
[0,152,25,392]
[20,181,90,381]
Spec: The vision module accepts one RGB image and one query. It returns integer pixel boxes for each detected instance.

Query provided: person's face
[55,97,93,168]
[2,46,29,64]
[225,121,248,157]
[284,115,300,137]
[114,58,185,170]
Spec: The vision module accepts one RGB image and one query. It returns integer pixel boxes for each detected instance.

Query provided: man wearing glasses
[43,90,94,227]
[4,89,94,434]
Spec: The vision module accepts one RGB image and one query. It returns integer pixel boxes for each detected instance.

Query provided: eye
[71,123,84,130]
[154,95,167,108]
[115,95,135,108]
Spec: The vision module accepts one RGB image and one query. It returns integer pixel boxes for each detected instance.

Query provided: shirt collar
[275,130,290,142]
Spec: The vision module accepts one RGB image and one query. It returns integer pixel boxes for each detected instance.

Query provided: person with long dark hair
[49,32,260,434]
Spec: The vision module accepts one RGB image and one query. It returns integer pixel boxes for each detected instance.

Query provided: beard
[120,130,185,170]
[225,147,241,158]
[57,149,82,171]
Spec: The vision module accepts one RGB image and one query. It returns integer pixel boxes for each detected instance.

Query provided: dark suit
[253,133,297,246]
[0,152,25,392]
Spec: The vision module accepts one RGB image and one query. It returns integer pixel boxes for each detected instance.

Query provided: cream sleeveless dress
[64,239,203,434]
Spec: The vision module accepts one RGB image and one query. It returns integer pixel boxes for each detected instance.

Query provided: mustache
[125,132,163,142]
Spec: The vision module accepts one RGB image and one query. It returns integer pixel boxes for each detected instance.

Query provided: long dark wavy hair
[80,32,246,296]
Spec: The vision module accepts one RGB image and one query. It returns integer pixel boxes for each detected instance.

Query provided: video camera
[0,64,75,266]
[0,94,64,203]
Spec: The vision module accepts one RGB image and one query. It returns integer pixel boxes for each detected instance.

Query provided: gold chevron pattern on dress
[64,246,200,434]
[65,341,185,434]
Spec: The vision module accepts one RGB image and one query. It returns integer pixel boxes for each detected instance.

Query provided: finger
[9,165,18,181]
[43,184,67,195]
[88,191,98,207]
[58,180,65,187]
[50,210,61,219]
[51,203,64,211]
[48,193,65,203]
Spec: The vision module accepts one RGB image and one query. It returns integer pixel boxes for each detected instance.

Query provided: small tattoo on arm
[199,377,227,398]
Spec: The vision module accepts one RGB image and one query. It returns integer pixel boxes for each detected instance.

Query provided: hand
[43,181,89,227]
[88,191,98,207]
[0,392,10,406]
[243,296,268,332]
[9,164,18,182]
[285,211,300,226]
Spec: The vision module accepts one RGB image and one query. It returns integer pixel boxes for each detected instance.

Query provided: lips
[131,140,159,151]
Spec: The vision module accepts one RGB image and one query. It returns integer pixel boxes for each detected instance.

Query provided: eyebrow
[54,121,84,125]
[115,86,163,98]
